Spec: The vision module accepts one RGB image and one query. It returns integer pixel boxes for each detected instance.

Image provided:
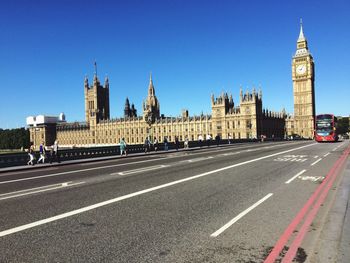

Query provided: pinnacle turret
[298,19,306,42]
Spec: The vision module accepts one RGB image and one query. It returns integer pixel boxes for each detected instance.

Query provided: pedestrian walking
[184,136,189,149]
[215,134,220,147]
[144,137,150,153]
[228,134,232,144]
[37,142,46,163]
[206,134,212,147]
[120,138,127,156]
[27,144,35,166]
[198,134,203,148]
[50,140,60,163]
[153,137,158,152]
[163,136,168,151]
[175,136,180,151]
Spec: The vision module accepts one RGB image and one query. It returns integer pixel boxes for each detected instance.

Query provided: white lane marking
[285,170,307,184]
[246,148,261,152]
[324,152,330,157]
[0,168,58,177]
[314,156,318,159]
[188,156,213,163]
[113,165,169,176]
[221,152,241,156]
[299,175,325,182]
[0,182,85,201]
[311,158,322,166]
[211,193,273,237]
[0,182,72,196]
[332,147,339,151]
[0,143,316,238]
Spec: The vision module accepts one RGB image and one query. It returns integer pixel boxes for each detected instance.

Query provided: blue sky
[0,0,349,129]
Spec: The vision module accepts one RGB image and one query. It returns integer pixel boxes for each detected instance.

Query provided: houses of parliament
[28,22,316,148]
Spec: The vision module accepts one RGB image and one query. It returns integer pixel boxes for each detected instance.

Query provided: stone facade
[28,22,317,148]
[46,73,286,148]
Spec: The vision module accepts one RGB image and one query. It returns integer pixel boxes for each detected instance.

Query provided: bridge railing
[0,138,283,168]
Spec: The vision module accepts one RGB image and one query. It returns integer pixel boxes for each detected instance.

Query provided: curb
[308,156,350,262]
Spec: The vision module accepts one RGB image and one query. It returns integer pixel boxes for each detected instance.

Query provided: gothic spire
[148,72,155,96]
[104,75,109,88]
[125,97,130,107]
[298,18,306,42]
[84,75,89,88]
[93,61,99,85]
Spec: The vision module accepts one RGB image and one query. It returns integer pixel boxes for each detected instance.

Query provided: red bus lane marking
[264,145,350,263]
[281,147,350,263]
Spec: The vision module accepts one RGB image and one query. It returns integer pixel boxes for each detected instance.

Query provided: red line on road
[264,144,350,263]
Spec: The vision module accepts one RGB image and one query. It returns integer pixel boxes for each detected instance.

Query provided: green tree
[0,128,30,149]
[337,117,350,135]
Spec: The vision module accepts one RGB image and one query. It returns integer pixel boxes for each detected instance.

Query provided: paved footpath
[307,156,350,263]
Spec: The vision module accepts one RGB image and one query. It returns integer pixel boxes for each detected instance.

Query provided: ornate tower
[292,20,316,138]
[211,91,235,138]
[143,73,160,124]
[124,98,137,118]
[124,97,131,118]
[239,88,262,139]
[84,63,110,126]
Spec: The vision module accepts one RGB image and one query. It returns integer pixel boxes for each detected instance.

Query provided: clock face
[296,64,306,75]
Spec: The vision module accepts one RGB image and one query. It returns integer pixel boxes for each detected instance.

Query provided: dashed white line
[188,156,214,163]
[0,181,85,201]
[324,152,330,157]
[0,143,316,238]
[311,158,322,166]
[285,170,307,184]
[113,165,169,176]
[221,152,241,156]
[210,193,273,237]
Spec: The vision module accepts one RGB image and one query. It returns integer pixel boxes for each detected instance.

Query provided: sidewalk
[308,157,350,262]
[0,148,188,173]
[0,143,233,174]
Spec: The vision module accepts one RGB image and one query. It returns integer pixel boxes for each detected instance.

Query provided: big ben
[292,20,316,138]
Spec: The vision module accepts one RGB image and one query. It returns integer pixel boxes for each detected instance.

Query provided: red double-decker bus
[315,114,338,142]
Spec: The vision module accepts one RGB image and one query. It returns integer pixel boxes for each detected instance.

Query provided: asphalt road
[0,140,349,262]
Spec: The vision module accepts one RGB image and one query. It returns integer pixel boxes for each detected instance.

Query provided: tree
[0,128,30,149]
[337,117,350,135]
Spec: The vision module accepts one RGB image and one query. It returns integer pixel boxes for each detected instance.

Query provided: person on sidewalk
[175,136,180,151]
[163,136,168,151]
[206,134,212,147]
[184,136,189,149]
[37,142,46,164]
[153,137,158,152]
[198,134,203,148]
[144,137,150,153]
[215,134,220,147]
[120,138,127,156]
[50,140,60,163]
[27,144,35,166]
[228,134,232,144]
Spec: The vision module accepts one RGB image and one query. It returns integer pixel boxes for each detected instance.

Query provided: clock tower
[292,20,316,138]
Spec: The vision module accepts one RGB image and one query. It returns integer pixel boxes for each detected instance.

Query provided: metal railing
[0,138,280,168]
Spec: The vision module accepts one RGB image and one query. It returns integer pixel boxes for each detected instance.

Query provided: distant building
[27,22,316,148]
[26,113,66,147]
